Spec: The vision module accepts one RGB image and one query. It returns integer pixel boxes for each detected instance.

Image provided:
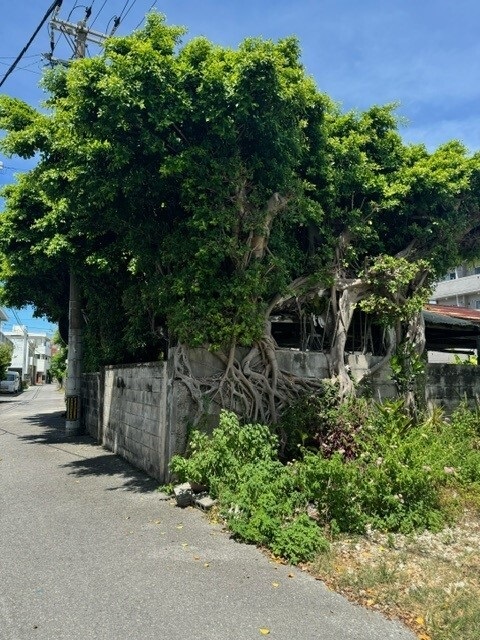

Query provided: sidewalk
[0,384,415,640]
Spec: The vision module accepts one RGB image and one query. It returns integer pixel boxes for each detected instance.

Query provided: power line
[0,0,63,89]
[0,61,42,76]
[133,0,159,31]
[90,0,108,28]
[0,54,39,60]
[110,0,138,35]
[121,0,139,22]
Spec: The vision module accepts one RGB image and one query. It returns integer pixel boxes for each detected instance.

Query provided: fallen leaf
[288,573,294,578]
[259,629,270,635]
[193,555,200,560]
[181,543,189,547]
[204,563,210,568]
[272,582,280,588]
[415,616,425,627]
[154,519,161,524]
[176,524,184,529]
[366,599,375,607]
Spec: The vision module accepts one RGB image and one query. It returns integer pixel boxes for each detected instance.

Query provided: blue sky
[1,0,480,333]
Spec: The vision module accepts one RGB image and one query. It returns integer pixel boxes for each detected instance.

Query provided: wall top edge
[102,361,166,371]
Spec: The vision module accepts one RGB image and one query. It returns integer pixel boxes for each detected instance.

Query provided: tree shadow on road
[62,454,159,493]
[20,410,91,444]
[19,411,159,493]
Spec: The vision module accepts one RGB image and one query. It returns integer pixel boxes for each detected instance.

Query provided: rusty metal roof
[425,304,480,324]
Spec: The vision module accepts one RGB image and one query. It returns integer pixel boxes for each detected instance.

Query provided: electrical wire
[0,54,39,60]
[0,0,63,89]
[109,0,137,36]
[0,60,42,76]
[118,0,132,20]
[90,0,108,28]
[66,1,81,21]
[132,0,158,31]
[121,0,139,22]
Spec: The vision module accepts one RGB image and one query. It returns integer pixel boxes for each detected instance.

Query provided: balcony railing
[432,274,480,299]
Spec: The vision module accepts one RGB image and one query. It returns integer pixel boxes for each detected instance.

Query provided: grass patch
[310,508,480,640]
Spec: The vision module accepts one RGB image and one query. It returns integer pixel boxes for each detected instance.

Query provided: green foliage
[270,514,330,564]
[360,256,432,326]
[49,330,67,385]
[278,384,368,461]
[390,342,426,394]
[0,343,13,380]
[171,403,480,563]
[453,354,478,365]
[170,410,329,563]
[297,400,480,534]
[1,13,480,366]
[169,411,279,495]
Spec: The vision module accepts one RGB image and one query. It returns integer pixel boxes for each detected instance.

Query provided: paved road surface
[0,385,415,640]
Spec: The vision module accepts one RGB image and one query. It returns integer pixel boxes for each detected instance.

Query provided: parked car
[0,371,21,393]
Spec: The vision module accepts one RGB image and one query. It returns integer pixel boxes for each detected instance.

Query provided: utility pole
[49,7,108,436]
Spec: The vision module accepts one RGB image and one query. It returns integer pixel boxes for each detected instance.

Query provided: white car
[0,371,21,393]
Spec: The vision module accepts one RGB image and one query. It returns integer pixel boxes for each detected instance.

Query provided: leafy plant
[170,410,329,563]
[0,342,13,381]
[278,384,369,461]
[170,401,480,564]
[169,410,279,496]
[49,330,67,386]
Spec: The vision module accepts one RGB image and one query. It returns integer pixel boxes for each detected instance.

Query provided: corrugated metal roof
[425,304,480,324]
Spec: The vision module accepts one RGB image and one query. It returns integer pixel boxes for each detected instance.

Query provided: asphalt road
[0,385,415,640]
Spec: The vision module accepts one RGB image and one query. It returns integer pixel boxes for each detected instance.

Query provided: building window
[449,271,457,280]
[475,266,480,275]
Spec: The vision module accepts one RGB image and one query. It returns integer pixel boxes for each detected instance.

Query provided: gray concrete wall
[82,373,102,441]
[81,349,480,483]
[102,362,170,481]
[426,364,480,413]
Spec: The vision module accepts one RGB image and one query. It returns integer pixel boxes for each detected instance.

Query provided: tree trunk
[403,311,427,416]
[328,287,359,398]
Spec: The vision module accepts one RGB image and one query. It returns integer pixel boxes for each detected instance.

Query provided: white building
[431,264,480,309]
[0,308,14,352]
[29,332,52,384]
[3,325,52,384]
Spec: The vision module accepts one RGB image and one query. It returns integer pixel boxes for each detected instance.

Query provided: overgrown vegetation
[0,342,13,380]
[1,13,480,416]
[48,330,67,387]
[170,401,480,566]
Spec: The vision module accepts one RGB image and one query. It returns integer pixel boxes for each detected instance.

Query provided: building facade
[0,308,14,352]
[3,325,52,384]
[431,263,480,309]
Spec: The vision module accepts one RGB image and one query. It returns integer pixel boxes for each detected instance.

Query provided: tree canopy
[1,13,480,412]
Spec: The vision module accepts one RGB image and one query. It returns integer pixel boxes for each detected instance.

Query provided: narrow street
[0,384,415,640]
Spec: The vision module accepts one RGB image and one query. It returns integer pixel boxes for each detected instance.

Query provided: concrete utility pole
[50,8,107,435]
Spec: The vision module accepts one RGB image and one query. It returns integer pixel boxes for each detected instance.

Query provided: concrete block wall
[426,364,480,413]
[81,349,479,484]
[82,373,101,440]
[102,362,170,481]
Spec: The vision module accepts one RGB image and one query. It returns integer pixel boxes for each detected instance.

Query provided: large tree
[1,13,480,419]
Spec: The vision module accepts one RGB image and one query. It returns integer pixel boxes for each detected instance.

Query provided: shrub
[169,411,330,563]
[271,514,330,564]
[169,401,480,563]
[169,410,279,496]
[278,384,369,461]
[295,400,480,534]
